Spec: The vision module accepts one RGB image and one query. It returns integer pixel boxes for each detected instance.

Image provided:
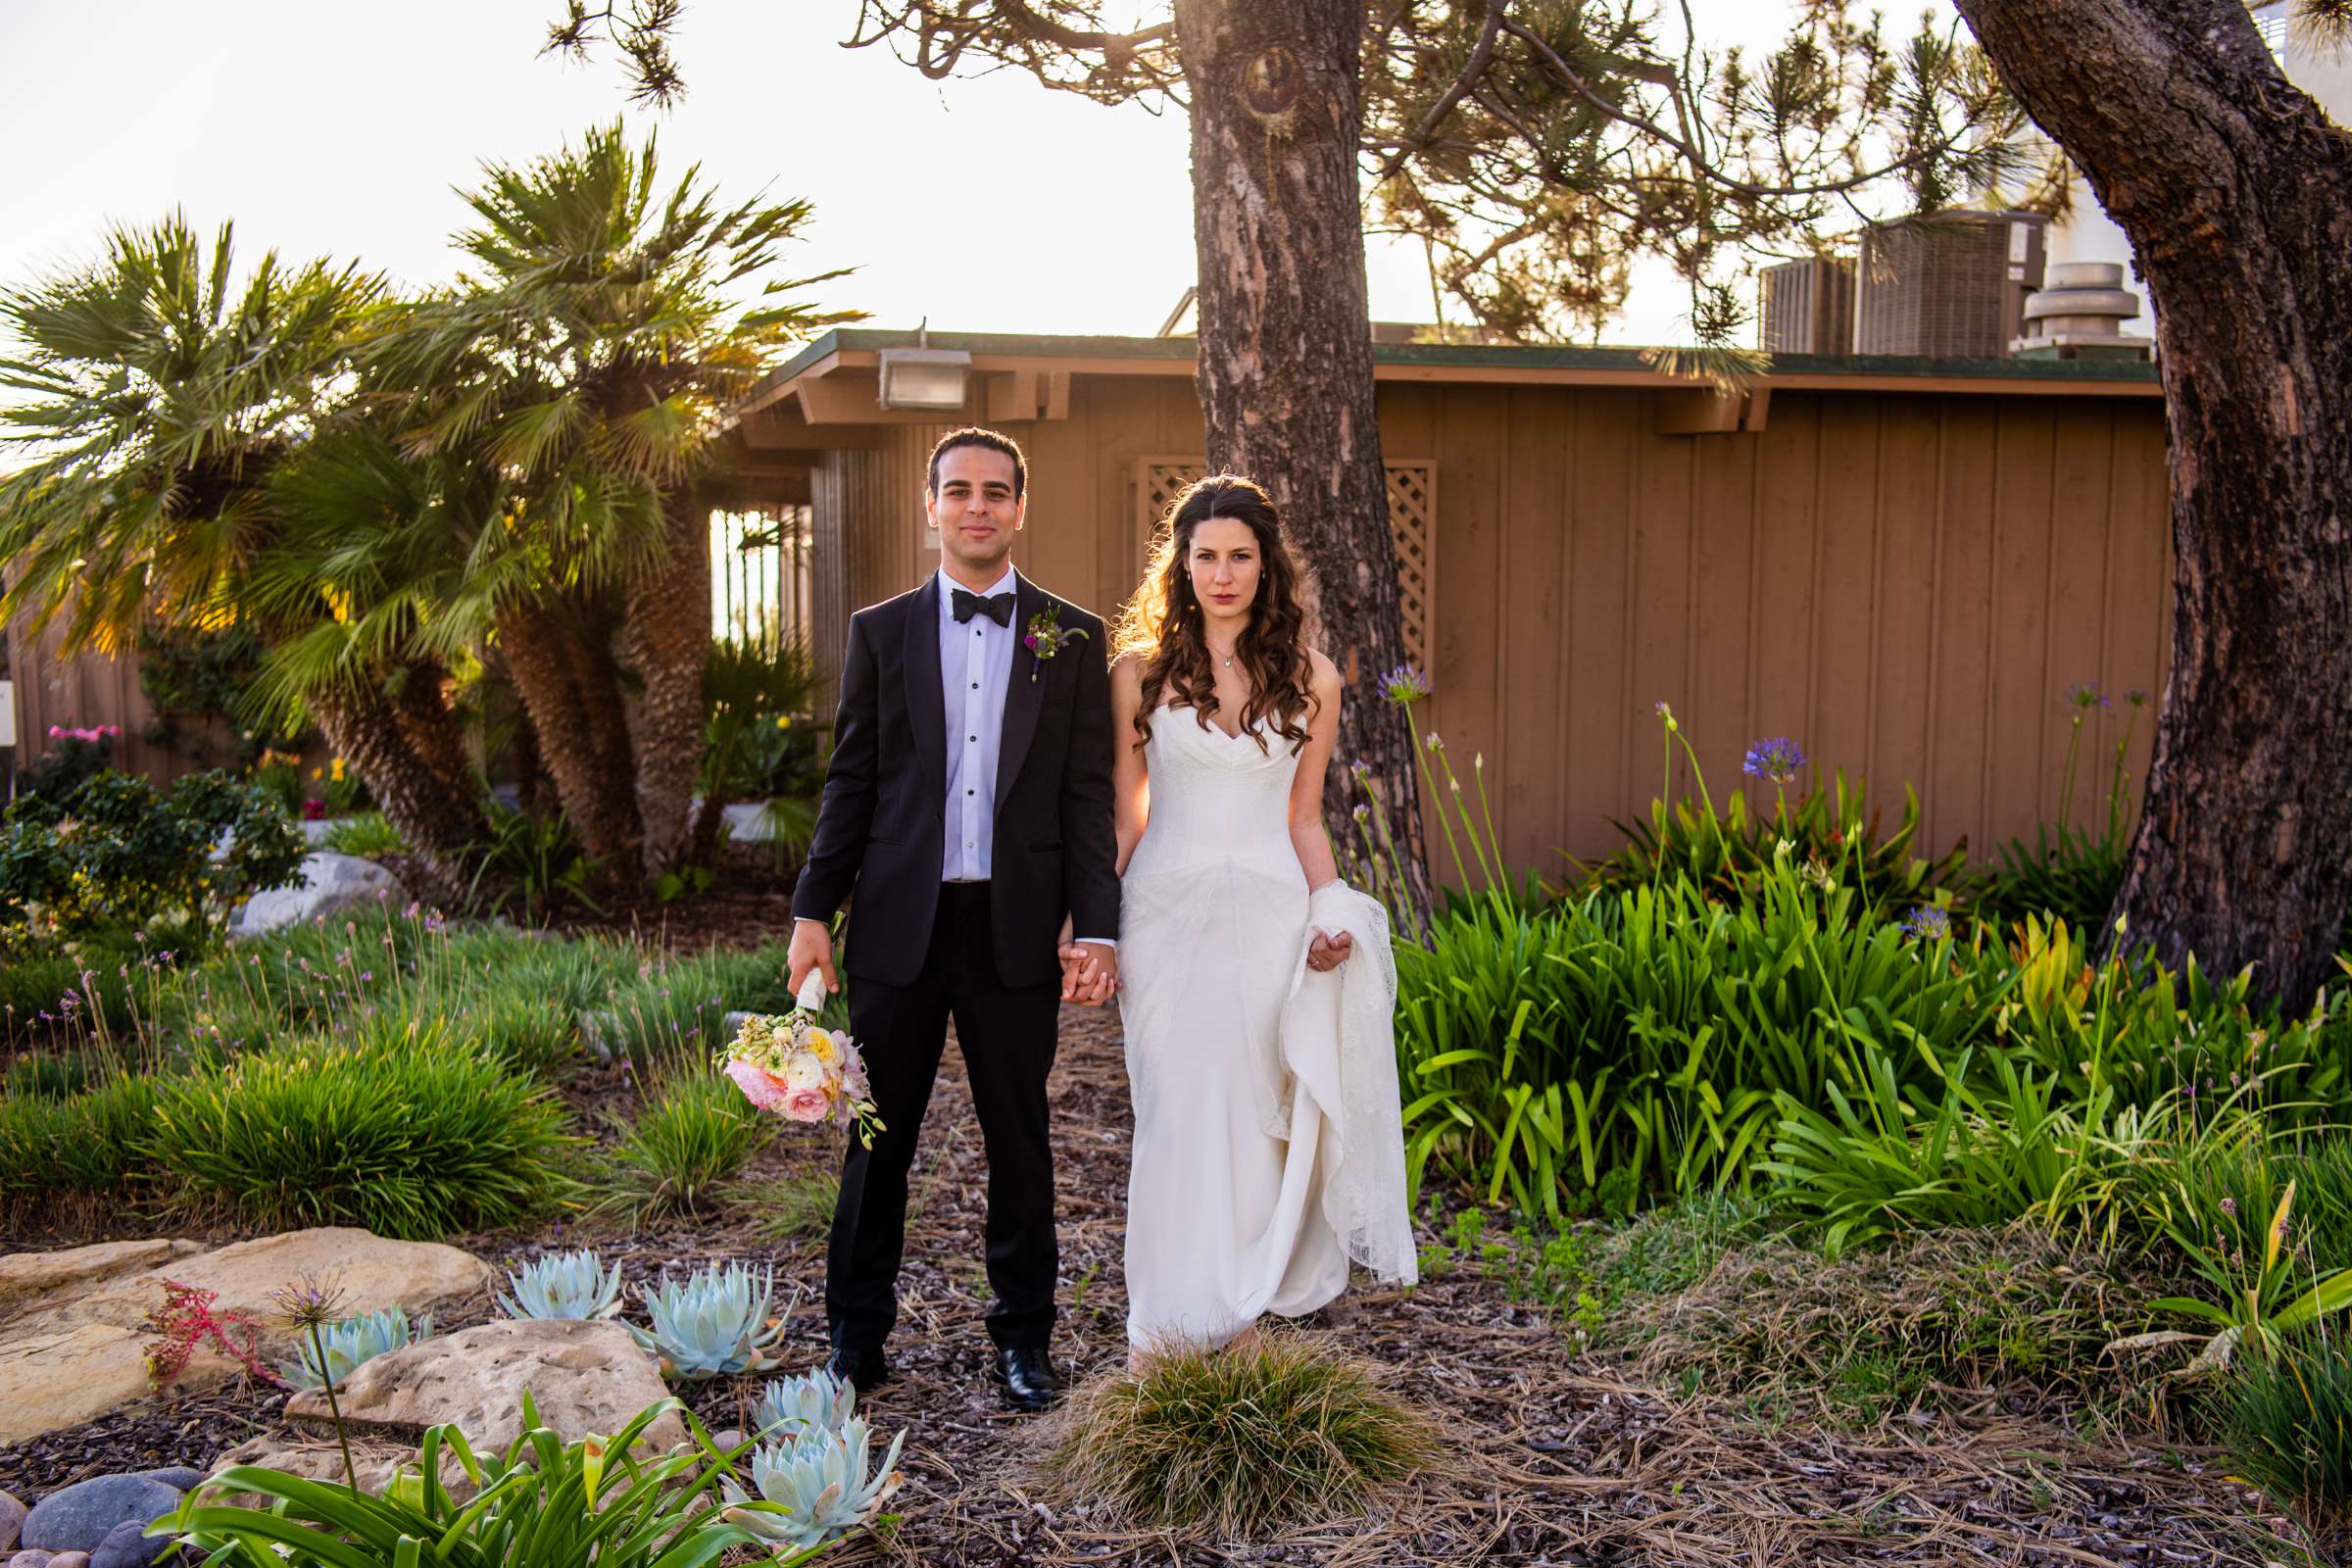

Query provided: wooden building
[6,326,2172,880]
[714,328,2172,876]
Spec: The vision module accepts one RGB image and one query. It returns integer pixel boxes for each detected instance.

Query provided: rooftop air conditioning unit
[1758,257,1856,356]
[1855,211,2047,359]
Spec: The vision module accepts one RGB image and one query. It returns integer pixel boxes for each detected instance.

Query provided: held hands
[1305,930,1353,973]
[1057,914,1117,1005]
[786,918,841,1003]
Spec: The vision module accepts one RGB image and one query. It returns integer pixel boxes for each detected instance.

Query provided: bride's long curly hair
[1111,474,1318,757]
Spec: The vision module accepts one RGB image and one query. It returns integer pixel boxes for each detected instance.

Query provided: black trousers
[827,880,1062,1351]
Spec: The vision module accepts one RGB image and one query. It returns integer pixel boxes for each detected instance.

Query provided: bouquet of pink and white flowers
[717,972,885,1147]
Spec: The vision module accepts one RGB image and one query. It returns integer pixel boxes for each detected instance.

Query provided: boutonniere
[1022,603,1088,683]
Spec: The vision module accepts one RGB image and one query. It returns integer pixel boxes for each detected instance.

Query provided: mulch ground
[0,996,2314,1564]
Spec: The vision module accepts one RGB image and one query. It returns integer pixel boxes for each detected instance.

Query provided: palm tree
[0,215,488,858]
[372,122,858,884]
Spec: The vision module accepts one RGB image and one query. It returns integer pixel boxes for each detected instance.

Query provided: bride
[1090,473,1417,1366]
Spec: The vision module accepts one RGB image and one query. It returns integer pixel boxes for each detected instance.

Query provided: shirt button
[966,788,975,796]
[971,682,978,690]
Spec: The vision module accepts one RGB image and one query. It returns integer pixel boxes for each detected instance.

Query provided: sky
[0,0,1900,348]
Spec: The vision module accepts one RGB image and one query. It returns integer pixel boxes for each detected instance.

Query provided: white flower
[781,1052,827,1092]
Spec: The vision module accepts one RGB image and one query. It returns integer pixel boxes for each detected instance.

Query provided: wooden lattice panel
[1132,457,1436,676]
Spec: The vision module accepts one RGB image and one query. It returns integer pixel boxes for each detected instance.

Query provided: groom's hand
[787,917,840,1001]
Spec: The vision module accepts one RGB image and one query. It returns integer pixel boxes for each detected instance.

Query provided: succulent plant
[279,1305,432,1389]
[498,1248,624,1321]
[629,1260,783,1379]
[752,1368,857,1442]
[721,1416,906,1552]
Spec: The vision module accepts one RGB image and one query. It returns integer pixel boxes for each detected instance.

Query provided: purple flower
[2220,1197,2237,1217]
[2065,682,2112,711]
[1742,737,1807,784]
[1381,664,1432,706]
[1348,758,1372,784]
[1900,906,1951,942]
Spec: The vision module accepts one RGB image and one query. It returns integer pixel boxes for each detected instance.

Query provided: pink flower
[782,1086,833,1123]
[723,1058,794,1113]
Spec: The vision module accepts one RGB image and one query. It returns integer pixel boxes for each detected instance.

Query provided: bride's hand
[1306,930,1352,972]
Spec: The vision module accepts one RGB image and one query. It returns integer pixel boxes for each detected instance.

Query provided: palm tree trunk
[1173,0,1434,923]
[495,596,645,875]
[1957,0,2352,1011]
[310,677,484,860]
[625,487,712,880]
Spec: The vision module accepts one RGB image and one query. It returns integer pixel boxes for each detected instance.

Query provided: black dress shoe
[828,1342,891,1395]
[995,1346,1062,1411]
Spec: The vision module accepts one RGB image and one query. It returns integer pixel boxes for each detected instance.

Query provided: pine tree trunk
[625,487,711,880]
[1957,0,2352,1011]
[310,677,484,860]
[495,597,645,875]
[1173,0,1434,922]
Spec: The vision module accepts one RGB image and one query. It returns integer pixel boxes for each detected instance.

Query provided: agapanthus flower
[1742,737,1807,784]
[2065,682,2112,711]
[1901,906,1952,942]
[1381,664,1432,706]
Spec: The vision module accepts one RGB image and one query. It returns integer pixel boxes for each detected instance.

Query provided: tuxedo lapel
[994,573,1047,814]
[903,575,946,803]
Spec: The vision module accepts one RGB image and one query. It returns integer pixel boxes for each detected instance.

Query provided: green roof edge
[746,326,2161,406]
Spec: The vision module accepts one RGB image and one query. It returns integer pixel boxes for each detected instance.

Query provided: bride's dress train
[1117,703,1416,1352]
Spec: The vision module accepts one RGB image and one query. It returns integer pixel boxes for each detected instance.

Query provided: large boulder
[0,1230,491,1446]
[286,1319,682,1455]
[230,853,404,936]
[0,1243,199,1319]
[204,1436,433,1506]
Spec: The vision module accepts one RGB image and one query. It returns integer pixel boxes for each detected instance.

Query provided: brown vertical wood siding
[17,372,2169,892]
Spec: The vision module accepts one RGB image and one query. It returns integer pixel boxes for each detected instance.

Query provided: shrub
[1041,1333,1439,1536]
[321,810,406,858]
[145,1020,574,1239]
[594,1068,772,1225]
[744,1169,842,1242]
[0,768,304,949]
[2216,1337,2352,1547]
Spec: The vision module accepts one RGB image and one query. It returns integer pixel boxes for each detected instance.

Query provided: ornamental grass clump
[144,1018,573,1239]
[2216,1334,2352,1548]
[1040,1333,1440,1538]
[594,1068,773,1226]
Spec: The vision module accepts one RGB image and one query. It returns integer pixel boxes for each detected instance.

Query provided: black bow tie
[952,588,1015,627]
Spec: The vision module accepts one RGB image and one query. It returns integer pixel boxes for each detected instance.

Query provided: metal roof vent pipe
[2010,262,2156,362]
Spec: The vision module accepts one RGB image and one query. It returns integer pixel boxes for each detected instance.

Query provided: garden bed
[0,989,2301,1564]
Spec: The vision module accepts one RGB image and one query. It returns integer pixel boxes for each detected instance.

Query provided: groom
[786,426,1120,1411]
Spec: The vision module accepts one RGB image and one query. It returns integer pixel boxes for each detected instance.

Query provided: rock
[204,1437,430,1506]
[47,1554,88,1568]
[9,1550,55,1568]
[126,1475,202,1498]
[20,1478,180,1553]
[229,853,404,936]
[287,1318,681,1455]
[0,1493,24,1553]
[0,1242,200,1318]
[0,1228,492,1446]
[710,1428,748,1452]
[87,1523,169,1568]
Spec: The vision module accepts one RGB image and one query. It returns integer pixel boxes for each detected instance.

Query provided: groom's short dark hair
[927,427,1027,499]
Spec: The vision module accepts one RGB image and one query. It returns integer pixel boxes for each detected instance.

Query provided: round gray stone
[21,1480,180,1553]
[88,1522,172,1568]
[128,1475,202,1496]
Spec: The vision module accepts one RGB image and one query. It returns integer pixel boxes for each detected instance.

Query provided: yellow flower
[330,758,347,781]
[775,715,792,730]
[310,767,322,781]
[802,1028,837,1065]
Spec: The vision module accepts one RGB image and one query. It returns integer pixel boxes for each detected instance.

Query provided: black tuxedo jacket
[792,571,1121,989]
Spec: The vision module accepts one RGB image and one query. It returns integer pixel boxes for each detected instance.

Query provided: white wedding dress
[1117,702,1418,1353]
